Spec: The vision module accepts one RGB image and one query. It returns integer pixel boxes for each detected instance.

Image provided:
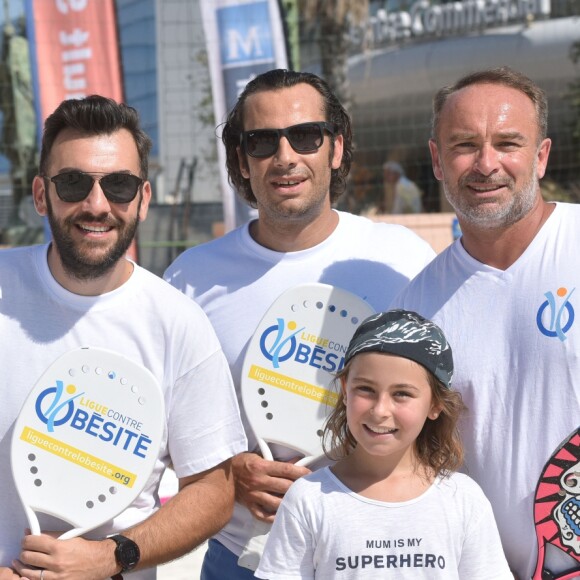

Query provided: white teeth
[80,225,110,233]
[366,425,396,434]
[470,185,502,192]
[278,180,299,186]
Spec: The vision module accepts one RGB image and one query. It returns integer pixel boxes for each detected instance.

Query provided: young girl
[255,309,511,579]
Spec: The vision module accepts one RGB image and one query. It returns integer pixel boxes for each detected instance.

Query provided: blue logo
[536,287,575,341]
[35,380,84,432]
[259,318,304,368]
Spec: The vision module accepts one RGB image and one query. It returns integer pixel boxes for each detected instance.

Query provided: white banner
[200,0,288,232]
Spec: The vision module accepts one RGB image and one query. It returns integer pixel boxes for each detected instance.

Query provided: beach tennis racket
[532,427,580,580]
[11,346,165,540]
[238,283,374,570]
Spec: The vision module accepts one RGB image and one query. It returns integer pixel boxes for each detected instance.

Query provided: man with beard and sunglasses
[0,96,246,580]
[164,69,436,579]
[390,67,580,579]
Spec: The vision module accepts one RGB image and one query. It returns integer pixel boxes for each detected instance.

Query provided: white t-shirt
[255,467,512,579]
[164,210,436,558]
[0,244,247,579]
[390,202,580,579]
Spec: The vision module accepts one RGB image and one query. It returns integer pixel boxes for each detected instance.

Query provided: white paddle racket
[11,346,165,540]
[238,283,374,570]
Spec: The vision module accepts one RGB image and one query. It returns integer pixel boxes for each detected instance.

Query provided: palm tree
[297,0,369,111]
[567,40,580,201]
[570,41,580,144]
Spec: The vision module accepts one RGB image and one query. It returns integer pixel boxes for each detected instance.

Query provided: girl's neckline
[329,459,436,504]
[326,466,439,506]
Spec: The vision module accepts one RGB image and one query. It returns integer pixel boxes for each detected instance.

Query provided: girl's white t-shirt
[256,467,512,579]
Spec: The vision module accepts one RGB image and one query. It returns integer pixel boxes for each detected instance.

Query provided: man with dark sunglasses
[164,69,436,580]
[0,95,246,580]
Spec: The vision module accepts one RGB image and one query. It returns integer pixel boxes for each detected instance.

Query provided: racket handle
[296,453,325,467]
[58,526,91,540]
[23,505,41,535]
[257,440,323,467]
[257,438,274,461]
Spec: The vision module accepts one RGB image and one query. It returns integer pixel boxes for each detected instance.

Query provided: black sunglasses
[241,121,337,158]
[44,171,144,204]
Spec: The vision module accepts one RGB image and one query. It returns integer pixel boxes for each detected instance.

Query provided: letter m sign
[218,2,275,65]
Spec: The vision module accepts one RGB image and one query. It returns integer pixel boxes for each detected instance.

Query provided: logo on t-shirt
[536,287,575,341]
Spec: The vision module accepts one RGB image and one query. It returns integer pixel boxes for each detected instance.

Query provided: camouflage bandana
[344,309,454,389]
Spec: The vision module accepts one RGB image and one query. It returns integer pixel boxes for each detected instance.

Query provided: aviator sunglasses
[43,171,144,204]
[241,121,337,158]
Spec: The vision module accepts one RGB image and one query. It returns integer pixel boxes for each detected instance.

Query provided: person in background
[382,160,423,214]
[0,95,246,580]
[390,66,579,579]
[164,69,436,579]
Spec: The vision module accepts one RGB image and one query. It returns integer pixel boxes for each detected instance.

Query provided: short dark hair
[39,95,152,179]
[221,69,353,207]
[432,66,548,143]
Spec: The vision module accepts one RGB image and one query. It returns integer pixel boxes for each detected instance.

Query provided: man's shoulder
[553,201,580,222]
[0,244,41,276]
[135,264,211,313]
[389,243,457,306]
[408,240,455,276]
[338,211,430,245]
[0,243,38,261]
[164,226,243,278]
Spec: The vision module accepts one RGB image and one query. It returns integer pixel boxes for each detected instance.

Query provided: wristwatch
[110,534,140,574]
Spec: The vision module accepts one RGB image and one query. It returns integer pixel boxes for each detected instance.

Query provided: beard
[442,159,539,230]
[45,194,140,281]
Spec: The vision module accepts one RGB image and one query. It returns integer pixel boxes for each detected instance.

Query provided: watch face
[120,542,140,566]
[114,536,140,570]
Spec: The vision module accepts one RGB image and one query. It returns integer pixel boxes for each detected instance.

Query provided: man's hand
[0,567,24,580]
[232,452,310,523]
[13,534,117,580]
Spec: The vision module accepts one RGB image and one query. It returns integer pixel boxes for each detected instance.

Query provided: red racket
[532,427,580,580]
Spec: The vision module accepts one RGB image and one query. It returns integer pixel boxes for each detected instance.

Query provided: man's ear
[237,146,250,179]
[138,181,152,222]
[535,138,551,180]
[429,139,444,182]
[331,134,344,170]
[32,175,48,216]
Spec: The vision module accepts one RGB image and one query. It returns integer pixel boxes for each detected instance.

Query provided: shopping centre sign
[354,0,551,47]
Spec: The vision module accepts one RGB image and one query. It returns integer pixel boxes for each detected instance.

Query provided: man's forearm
[115,460,234,571]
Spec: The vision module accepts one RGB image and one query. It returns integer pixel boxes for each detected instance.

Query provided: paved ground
[157,541,207,579]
